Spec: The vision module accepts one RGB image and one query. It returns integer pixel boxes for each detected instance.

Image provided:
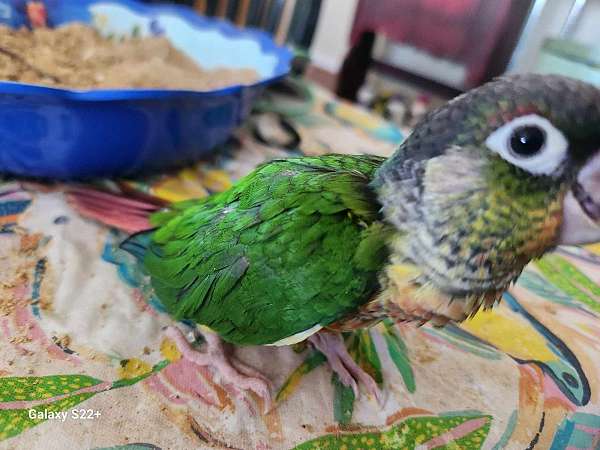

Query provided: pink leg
[165,326,272,413]
[309,332,384,405]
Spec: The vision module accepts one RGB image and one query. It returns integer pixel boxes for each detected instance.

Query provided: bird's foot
[309,332,384,405]
[165,326,273,413]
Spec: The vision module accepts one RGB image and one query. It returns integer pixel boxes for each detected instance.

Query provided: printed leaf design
[346,330,383,387]
[0,361,168,441]
[518,270,579,307]
[113,360,169,388]
[424,324,502,361]
[276,351,326,404]
[0,392,97,440]
[0,374,104,402]
[535,254,600,314]
[557,246,600,265]
[0,374,105,440]
[332,373,355,425]
[293,413,492,450]
[381,320,416,393]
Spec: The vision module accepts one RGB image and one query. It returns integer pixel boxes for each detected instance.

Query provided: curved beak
[559,151,600,245]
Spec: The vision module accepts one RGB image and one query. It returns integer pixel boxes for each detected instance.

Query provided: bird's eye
[510,125,546,157]
[485,114,568,176]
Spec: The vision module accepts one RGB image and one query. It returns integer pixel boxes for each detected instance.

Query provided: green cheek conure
[68,74,600,412]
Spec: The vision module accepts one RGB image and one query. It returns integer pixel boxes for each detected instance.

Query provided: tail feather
[66,185,163,233]
[120,231,153,262]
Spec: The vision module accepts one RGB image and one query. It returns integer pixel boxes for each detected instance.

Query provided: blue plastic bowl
[0,0,292,179]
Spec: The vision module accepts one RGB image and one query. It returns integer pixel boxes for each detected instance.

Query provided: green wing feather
[144,154,392,345]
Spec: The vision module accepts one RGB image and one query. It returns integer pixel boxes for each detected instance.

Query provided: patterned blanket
[0,80,599,450]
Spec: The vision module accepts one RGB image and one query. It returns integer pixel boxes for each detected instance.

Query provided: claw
[309,332,385,406]
[165,326,273,414]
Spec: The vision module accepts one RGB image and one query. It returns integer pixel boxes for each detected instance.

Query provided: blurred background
[160,0,600,130]
[1,0,598,177]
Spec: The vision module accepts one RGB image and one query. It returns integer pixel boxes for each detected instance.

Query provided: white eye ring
[485,114,568,176]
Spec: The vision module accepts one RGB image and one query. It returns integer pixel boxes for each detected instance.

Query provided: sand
[0,23,259,90]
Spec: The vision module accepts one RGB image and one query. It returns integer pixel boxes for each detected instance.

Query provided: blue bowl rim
[0,0,293,101]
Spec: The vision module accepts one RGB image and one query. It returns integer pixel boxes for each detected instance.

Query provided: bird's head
[373,74,600,312]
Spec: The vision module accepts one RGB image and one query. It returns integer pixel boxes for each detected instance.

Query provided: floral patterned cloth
[0,80,599,450]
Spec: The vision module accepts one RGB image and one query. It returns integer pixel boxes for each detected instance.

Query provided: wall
[572,0,600,46]
[309,0,359,73]
[510,0,600,73]
[308,0,600,76]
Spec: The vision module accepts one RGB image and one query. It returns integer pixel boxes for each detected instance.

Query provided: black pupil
[510,125,546,156]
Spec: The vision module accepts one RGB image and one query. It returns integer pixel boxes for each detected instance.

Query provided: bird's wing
[143,154,394,345]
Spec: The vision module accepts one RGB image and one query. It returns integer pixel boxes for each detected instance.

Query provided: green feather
[141,155,393,345]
